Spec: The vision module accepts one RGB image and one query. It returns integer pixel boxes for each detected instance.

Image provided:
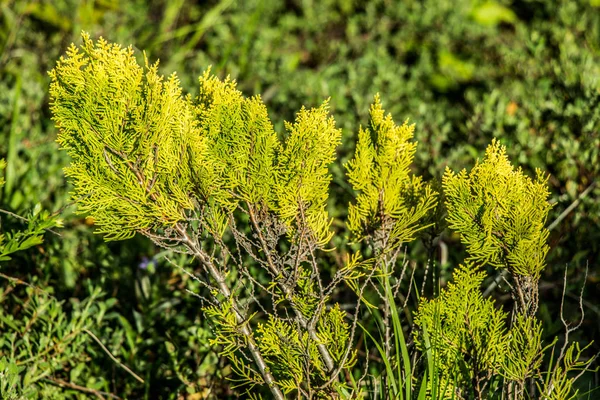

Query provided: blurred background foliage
[0,0,598,397]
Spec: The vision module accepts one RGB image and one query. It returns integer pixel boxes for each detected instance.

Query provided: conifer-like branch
[50,33,285,399]
[174,225,285,399]
[443,139,552,315]
[346,95,438,376]
[49,33,594,400]
[50,33,361,398]
[246,202,336,373]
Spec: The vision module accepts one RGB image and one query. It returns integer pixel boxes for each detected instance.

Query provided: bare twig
[547,180,597,232]
[557,264,587,364]
[392,248,409,299]
[246,202,336,373]
[420,256,431,297]
[402,261,418,309]
[543,263,593,397]
[45,376,122,400]
[83,329,145,384]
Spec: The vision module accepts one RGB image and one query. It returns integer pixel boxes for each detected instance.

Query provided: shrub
[43,34,596,399]
[0,283,115,399]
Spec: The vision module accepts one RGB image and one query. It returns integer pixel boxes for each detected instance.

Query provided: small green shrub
[42,34,596,399]
[0,281,114,399]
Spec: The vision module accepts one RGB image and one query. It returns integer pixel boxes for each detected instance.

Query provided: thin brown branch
[83,329,144,384]
[45,376,121,400]
[246,202,336,373]
[175,224,285,400]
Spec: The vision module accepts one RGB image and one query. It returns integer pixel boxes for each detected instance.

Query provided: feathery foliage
[443,139,554,316]
[49,32,205,241]
[443,140,552,278]
[347,95,437,250]
[414,264,522,398]
[46,33,596,399]
[345,96,438,400]
[414,261,595,400]
[194,70,278,224]
[276,101,341,245]
[50,34,350,399]
[415,142,596,399]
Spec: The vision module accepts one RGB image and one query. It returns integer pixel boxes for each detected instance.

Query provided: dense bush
[0,0,598,398]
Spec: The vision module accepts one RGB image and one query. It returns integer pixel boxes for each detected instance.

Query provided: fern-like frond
[49,33,207,240]
[346,95,437,250]
[443,139,552,277]
[275,100,341,246]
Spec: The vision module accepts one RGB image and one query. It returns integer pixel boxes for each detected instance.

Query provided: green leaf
[471,2,517,26]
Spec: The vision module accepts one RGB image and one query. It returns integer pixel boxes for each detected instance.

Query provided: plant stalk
[247,203,336,373]
[177,226,285,400]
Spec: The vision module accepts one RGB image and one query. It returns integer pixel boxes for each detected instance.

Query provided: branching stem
[246,202,336,373]
[175,224,285,400]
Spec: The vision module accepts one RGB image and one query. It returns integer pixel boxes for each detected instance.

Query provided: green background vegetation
[0,0,598,398]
